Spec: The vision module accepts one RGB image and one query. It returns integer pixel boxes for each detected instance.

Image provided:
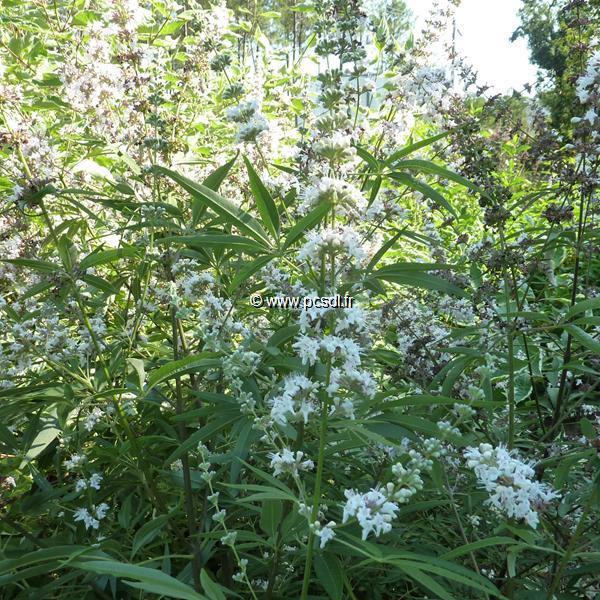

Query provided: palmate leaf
[564,296,600,320]
[152,165,272,247]
[200,570,227,600]
[130,514,172,558]
[0,546,107,585]
[228,254,275,294]
[19,412,60,468]
[441,536,520,560]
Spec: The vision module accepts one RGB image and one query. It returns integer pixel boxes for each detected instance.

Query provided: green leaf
[386,131,449,163]
[564,324,600,354]
[230,419,257,483]
[200,570,227,600]
[389,172,457,217]
[228,254,275,293]
[145,354,221,393]
[127,358,146,390]
[80,274,120,294]
[75,560,207,600]
[371,262,455,274]
[580,418,596,440]
[260,500,283,537]
[131,515,171,558]
[369,264,466,297]
[152,165,271,246]
[365,229,406,273]
[393,159,484,196]
[441,537,519,560]
[266,325,300,349]
[2,258,61,273]
[244,156,280,238]
[314,553,343,600]
[20,412,60,468]
[355,146,379,170]
[157,234,265,252]
[193,155,238,225]
[400,567,457,600]
[283,200,331,250]
[80,247,138,270]
[165,411,240,465]
[564,297,600,320]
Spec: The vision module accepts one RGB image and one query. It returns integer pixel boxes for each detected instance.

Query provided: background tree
[512,0,600,131]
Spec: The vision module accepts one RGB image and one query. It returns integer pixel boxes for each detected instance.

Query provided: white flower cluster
[292,332,375,404]
[341,444,433,540]
[195,289,247,352]
[342,488,399,540]
[75,473,103,492]
[297,226,365,266]
[269,449,315,478]
[386,462,424,503]
[73,502,109,530]
[573,50,600,156]
[298,177,367,217]
[575,50,600,111]
[64,453,86,470]
[464,443,559,528]
[222,348,261,382]
[312,520,337,549]
[269,374,320,426]
[313,132,356,161]
[226,99,269,143]
[83,407,105,432]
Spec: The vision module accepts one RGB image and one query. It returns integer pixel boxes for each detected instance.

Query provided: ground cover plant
[0,0,599,598]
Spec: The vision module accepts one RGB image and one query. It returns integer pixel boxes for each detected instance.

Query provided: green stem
[499,228,516,449]
[171,307,202,592]
[547,502,591,599]
[300,360,332,600]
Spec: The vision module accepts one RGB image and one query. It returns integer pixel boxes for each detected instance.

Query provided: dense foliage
[0,1,599,599]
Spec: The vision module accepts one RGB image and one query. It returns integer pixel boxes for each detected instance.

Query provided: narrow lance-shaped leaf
[1,258,61,273]
[152,165,272,247]
[314,553,344,600]
[156,234,266,252]
[80,247,138,270]
[386,131,449,163]
[193,153,238,225]
[389,172,457,218]
[564,324,600,354]
[145,353,222,394]
[74,560,208,600]
[283,199,332,250]
[393,158,486,198]
[369,267,467,298]
[244,155,280,238]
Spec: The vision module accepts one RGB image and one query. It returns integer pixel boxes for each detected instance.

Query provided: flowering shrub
[0,0,599,599]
